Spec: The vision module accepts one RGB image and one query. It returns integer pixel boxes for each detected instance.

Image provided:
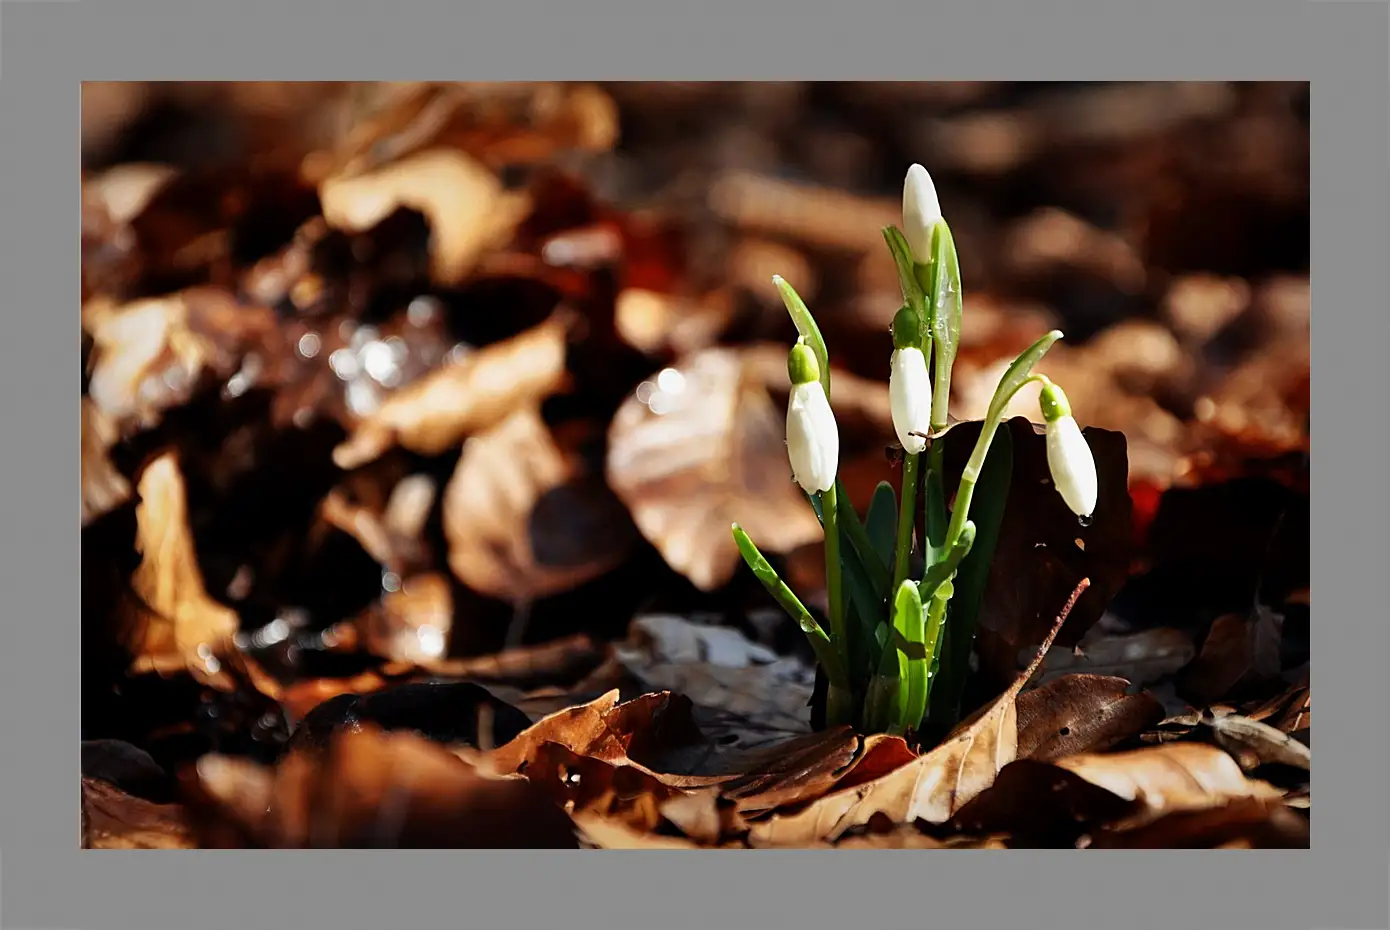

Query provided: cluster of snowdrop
[734,164,1098,738]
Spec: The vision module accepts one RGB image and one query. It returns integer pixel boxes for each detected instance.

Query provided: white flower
[889,346,932,455]
[902,163,942,265]
[787,379,839,494]
[1045,414,1098,519]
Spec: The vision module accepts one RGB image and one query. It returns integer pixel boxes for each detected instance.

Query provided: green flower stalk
[732,163,1098,742]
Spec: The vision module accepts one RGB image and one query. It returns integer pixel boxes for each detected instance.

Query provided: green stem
[891,452,921,592]
[917,580,953,723]
[944,374,1050,549]
[820,485,846,657]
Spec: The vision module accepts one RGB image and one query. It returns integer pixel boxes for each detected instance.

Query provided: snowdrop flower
[785,343,839,494]
[889,306,932,455]
[1040,382,1097,519]
[901,163,942,265]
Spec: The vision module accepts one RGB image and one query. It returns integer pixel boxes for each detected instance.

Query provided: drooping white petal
[889,347,933,455]
[1045,415,1098,518]
[786,381,839,493]
[902,164,942,265]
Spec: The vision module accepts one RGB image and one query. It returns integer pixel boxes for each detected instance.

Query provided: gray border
[3,0,1379,927]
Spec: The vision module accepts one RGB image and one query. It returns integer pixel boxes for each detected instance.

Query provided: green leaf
[922,453,950,566]
[882,226,926,323]
[984,330,1063,431]
[810,483,892,602]
[773,276,831,400]
[731,524,847,688]
[917,521,977,603]
[865,581,925,734]
[928,219,962,372]
[864,481,899,574]
[893,580,929,736]
[919,579,954,721]
[807,490,885,685]
[929,422,1012,734]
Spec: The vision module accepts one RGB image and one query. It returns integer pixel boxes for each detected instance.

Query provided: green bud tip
[1039,381,1072,422]
[787,342,821,386]
[891,305,922,351]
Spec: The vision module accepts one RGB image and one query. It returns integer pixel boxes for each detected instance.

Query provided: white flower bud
[889,347,932,455]
[786,380,839,494]
[902,163,942,265]
[1044,414,1098,520]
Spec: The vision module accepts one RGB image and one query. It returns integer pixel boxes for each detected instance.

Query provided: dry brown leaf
[85,163,178,226]
[443,406,636,602]
[605,346,825,590]
[84,289,277,428]
[573,812,707,849]
[1178,605,1284,706]
[194,726,576,848]
[1205,712,1310,771]
[1054,743,1284,826]
[708,170,898,252]
[332,316,570,469]
[1002,207,1148,293]
[614,288,735,357]
[525,742,687,832]
[359,572,454,664]
[482,687,865,819]
[1244,670,1309,733]
[82,777,195,849]
[613,614,816,747]
[84,295,202,426]
[748,581,1088,846]
[318,148,530,285]
[1015,674,1165,761]
[836,828,1008,850]
[1085,798,1308,849]
[127,452,240,680]
[81,397,132,525]
[480,689,619,773]
[1034,626,1197,689]
[692,728,866,813]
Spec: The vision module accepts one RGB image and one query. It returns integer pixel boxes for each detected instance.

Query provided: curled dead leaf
[1085,798,1308,849]
[127,452,241,681]
[573,812,707,849]
[1178,605,1284,707]
[194,726,576,848]
[443,406,636,603]
[83,288,277,428]
[333,316,570,469]
[83,777,195,849]
[613,614,816,748]
[1244,669,1309,733]
[318,148,530,285]
[605,347,825,590]
[481,689,694,776]
[1204,711,1310,772]
[1054,742,1284,827]
[1015,674,1165,761]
